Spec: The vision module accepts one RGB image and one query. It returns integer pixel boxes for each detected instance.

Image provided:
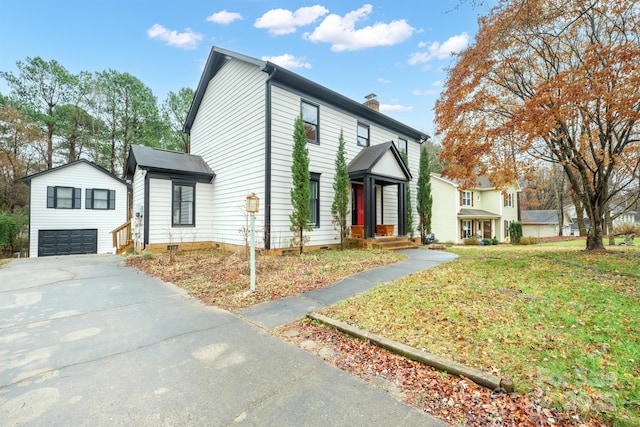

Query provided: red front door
[356,185,364,225]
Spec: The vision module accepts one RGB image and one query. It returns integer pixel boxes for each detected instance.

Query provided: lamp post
[245,193,259,292]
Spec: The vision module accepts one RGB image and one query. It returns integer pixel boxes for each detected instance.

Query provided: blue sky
[0,1,493,136]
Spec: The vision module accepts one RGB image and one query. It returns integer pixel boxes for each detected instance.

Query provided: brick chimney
[363,93,379,111]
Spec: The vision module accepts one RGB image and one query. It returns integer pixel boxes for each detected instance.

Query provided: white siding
[430,175,460,244]
[146,178,216,245]
[270,85,422,247]
[28,162,128,257]
[132,167,145,249]
[190,58,266,247]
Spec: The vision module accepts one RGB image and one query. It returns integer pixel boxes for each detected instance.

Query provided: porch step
[370,237,417,251]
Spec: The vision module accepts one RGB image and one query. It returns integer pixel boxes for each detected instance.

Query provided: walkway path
[238,249,458,330]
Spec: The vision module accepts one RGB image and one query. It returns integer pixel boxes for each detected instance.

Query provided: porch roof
[348,141,411,184]
[458,208,500,219]
[126,145,215,183]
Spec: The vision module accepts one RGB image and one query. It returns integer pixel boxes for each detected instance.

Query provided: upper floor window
[461,190,473,207]
[301,100,319,144]
[309,173,320,227]
[86,188,116,210]
[172,182,195,226]
[504,193,513,207]
[47,186,81,209]
[398,138,408,156]
[357,123,370,147]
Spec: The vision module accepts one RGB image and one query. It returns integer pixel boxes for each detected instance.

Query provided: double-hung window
[462,220,473,238]
[357,123,370,147]
[504,193,513,207]
[172,182,195,226]
[461,190,473,207]
[309,173,320,227]
[302,100,319,144]
[47,186,81,209]
[86,189,116,210]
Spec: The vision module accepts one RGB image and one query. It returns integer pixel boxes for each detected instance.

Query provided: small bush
[463,237,480,245]
[445,240,454,246]
[481,238,493,246]
[613,222,640,236]
[491,237,499,245]
[0,212,18,249]
[520,236,538,245]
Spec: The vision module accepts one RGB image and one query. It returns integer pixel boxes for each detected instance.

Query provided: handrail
[111,220,132,253]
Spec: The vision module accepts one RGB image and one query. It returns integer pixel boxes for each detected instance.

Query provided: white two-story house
[126,46,429,252]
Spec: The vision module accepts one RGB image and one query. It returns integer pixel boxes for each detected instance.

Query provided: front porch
[348,141,412,240]
[345,235,418,251]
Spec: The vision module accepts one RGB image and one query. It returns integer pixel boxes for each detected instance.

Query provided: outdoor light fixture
[245,193,259,291]
[246,193,259,213]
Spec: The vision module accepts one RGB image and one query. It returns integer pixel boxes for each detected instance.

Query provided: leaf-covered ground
[125,249,404,310]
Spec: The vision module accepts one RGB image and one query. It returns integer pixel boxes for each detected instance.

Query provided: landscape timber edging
[307,312,515,393]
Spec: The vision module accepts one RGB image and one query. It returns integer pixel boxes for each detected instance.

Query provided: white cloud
[413,89,441,96]
[377,77,390,84]
[408,32,469,65]
[147,24,203,49]
[255,5,329,36]
[206,10,243,25]
[380,104,414,113]
[261,53,312,69]
[304,4,414,51]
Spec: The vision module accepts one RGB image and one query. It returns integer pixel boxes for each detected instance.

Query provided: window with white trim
[461,190,473,207]
[462,220,473,238]
[504,193,513,207]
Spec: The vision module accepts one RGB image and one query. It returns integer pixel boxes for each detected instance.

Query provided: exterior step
[370,237,417,251]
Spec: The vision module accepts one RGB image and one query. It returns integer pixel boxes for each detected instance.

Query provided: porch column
[397,183,406,236]
[364,176,376,239]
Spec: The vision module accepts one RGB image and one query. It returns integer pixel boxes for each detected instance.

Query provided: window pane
[57,187,73,208]
[399,138,407,154]
[173,184,194,225]
[309,179,319,226]
[357,124,369,147]
[302,101,318,143]
[94,189,109,209]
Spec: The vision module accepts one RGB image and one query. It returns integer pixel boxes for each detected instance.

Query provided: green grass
[323,245,640,426]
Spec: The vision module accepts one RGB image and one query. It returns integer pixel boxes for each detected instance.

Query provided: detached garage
[22,160,129,257]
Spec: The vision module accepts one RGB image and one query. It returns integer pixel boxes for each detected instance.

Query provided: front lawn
[321,245,640,426]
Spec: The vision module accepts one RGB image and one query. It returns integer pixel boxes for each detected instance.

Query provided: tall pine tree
[331,129,350,250]
[417,146,433,244]
[289,114,311,254]
[401,150,414,239]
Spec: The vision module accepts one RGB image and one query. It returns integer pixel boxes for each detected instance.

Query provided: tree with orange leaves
[436,0,640,251]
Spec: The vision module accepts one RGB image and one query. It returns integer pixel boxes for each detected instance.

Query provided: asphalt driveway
[0,255,445,426]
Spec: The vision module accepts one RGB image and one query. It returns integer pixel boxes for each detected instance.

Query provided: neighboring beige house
[521,209,573,238]
[430,174,519,243]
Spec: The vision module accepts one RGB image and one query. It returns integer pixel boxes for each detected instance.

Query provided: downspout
[144,169,150,247]
[264,67,277,250]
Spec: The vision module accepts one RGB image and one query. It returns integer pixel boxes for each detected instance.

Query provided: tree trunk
[605,208,615,246]
[570,191,587,236]
[586,214,606,251]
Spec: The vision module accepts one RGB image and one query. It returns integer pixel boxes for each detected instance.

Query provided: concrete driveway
[0,255,445,426]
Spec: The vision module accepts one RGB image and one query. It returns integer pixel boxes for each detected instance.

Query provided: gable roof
[348,141,411,183]
[126,145,215,183]
[184,46,429,143]
[521,210,559,224]
[21,159,128,186]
